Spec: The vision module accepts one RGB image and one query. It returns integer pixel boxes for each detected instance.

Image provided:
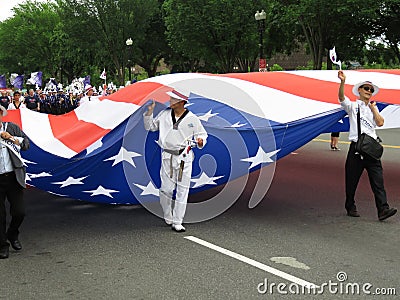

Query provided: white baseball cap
[85,85,94,94]
[166,89,189,102]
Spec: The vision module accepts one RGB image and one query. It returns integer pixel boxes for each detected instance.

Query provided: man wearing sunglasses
[338,70,397,221]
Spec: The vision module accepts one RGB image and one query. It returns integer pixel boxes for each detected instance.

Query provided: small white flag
[329,47,342,70]
[100,69,106,80]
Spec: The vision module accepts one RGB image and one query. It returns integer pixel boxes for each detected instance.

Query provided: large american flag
[4,70,400,205]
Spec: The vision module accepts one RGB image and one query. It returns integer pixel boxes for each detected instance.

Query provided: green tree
[0,1,61,81]
[135,0,173,78]
[275,0,379,69]
[163,0,275,73]
[368,0,400,63]
[57,0,162,85]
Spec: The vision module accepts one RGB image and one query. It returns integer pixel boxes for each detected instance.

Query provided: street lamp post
[125,38,133,82]
[255,10,267,72]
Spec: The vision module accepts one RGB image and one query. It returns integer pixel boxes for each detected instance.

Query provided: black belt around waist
[0,171,15,177]
[163,148,185,155]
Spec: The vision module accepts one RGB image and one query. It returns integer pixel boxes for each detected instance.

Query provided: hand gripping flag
[329,47,342,70]
[0,138,23,165]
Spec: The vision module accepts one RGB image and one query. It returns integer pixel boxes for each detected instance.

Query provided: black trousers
[345,142,389,213]
[0,172,25,249]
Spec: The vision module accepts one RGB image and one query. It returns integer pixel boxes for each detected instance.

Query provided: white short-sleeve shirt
[340,98,377,142]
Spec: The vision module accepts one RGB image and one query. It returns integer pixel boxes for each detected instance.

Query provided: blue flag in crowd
[0,75,6,88]
[27,71,43,86]
[11,74,24,89]
[83,75,91,86]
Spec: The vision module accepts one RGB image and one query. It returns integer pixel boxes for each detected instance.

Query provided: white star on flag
[84,186,119,198]
[134,181,159,196]
[241,148,280,169]
[197,110,219,122]
[104,147,141,167]
[27,172,52,179]
[21,158,37,165]
[191,172,224,188]
[231,122,246,128]
[52,176,88,188]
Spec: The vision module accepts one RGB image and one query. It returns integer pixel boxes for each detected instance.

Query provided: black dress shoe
[347,209,360,217]
[9,239,22,251]
[0,247,9,259]
[378,207,397,221]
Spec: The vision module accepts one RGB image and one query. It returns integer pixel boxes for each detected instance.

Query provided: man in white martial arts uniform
[79,85,99,105]
[144,89,208,232]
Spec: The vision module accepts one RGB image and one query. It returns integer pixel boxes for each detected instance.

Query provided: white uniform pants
[159,154,192,225]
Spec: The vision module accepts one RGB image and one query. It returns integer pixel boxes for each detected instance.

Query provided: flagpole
[100,68,107,95]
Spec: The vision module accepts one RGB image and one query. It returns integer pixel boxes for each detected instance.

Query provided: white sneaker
[172,224,186,232]
[164,218,172,225]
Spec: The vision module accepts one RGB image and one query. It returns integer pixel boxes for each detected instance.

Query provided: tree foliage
[163,0,275,73]
[0,1,60,78]
[56,0,162,83]
[0,0,399,86]
[273,0,381,69]
[368,0,400,63]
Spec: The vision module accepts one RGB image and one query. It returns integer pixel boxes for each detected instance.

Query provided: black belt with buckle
[163,148,185,155]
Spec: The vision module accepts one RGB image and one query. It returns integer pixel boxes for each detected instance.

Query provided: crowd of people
[0,85,117,115]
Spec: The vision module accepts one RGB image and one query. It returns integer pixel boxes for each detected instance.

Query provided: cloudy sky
[0,0,48,22]
[0,0,23,21]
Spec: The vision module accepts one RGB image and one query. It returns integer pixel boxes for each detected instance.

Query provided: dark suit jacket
[3,122,30,188]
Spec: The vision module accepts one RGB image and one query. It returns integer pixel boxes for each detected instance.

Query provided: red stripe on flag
[357,69,400,75]
[100,82,173,105]
[4,110,22,129]
[217,72,400,105]
[218,72,349,103]
[48,112,110,153]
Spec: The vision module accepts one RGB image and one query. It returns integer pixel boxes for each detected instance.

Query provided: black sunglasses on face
[361,86,374,93]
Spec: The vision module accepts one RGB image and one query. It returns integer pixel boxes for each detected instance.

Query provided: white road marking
[270,257,310,270]
[185,236,318,288]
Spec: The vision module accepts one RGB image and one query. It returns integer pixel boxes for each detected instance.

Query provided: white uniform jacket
[144,108,208,162]
[79,95,99,105]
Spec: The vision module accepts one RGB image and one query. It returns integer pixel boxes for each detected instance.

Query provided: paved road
[1,130,399,300]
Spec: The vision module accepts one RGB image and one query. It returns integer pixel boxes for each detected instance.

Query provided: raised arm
[338,70,346,102]
[143,100,160,132]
